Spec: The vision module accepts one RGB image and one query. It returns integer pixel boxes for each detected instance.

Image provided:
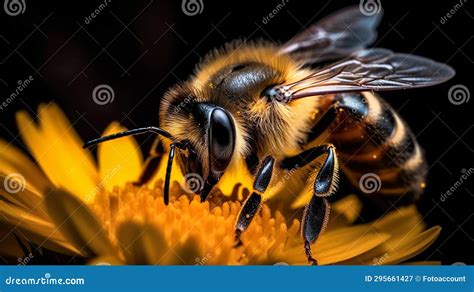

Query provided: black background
[0,0,472,264]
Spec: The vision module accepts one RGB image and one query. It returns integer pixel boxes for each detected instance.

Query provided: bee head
[160,84,237,200]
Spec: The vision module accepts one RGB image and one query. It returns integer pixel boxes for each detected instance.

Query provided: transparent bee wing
[283,49,456,99]
[280,6,382,64]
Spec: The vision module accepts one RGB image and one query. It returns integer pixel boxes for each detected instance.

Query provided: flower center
[89,182,301,265]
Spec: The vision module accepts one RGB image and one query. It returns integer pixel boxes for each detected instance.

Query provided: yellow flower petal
[0,175,48,218]
[290,185,312,209]
[0,140,51,193]
[331,194,362,225]
[116,221,168,264]
[374,206,426,248]
[98,122,143,191]
[44,188,115,257]
[0,200,77,255]
[315,226,390,265]
[383,226,441,264]
[337,207,441,265]
[16,104,99,203]
[284,225,390,265]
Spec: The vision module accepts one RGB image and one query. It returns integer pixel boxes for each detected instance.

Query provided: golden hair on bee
[188,40,323,156]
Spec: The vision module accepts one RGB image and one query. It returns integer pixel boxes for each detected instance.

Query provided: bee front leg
[234,156,275,246]
[281,144,337,265]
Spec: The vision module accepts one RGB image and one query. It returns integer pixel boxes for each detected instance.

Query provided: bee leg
[302,196,330,265]
[163,144,177,205]
[234,156,275,246]
[134,139,164,186]
[281,144,336,265]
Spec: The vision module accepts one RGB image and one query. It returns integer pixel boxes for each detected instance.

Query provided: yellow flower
[0,103,441,265]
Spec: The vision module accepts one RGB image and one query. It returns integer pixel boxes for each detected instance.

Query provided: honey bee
[84,6,455,264]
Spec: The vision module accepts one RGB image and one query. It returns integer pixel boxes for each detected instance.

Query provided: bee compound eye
[208,108,236,173]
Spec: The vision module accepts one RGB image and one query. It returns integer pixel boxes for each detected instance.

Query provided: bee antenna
[83,126,176,149]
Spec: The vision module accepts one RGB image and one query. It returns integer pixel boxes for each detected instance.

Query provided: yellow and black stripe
[313,92,427,203]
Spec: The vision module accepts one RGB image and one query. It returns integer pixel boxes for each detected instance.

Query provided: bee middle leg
[280,144,337,265]
[234,156,275,246]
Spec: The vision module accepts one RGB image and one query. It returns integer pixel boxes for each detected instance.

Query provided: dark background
[0,0,472,264]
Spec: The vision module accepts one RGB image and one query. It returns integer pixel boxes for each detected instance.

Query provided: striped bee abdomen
[326,92,427,203]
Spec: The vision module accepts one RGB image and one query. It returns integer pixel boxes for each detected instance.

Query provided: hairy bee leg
[281,144,337,265]
[302,196,330,265]
[234,156,275,246]
[234,191,261,247]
